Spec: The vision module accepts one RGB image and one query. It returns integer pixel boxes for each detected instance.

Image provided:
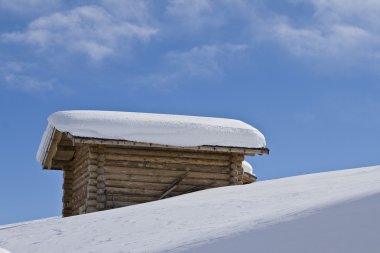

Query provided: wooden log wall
[62,144,245,216]
[63,145,90,216]
[62,166,73,217]
[102,146,243,209]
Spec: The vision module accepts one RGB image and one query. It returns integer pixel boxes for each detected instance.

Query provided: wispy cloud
[272,23,372,57]
[3,74,56,92]
[167,43,248,77]
[101,0,154,22]
[2,5,158,61]
[269,0,380,60]
[0,0,61,14]
[165,0,252,30]
[166,0,215,29]
[0,61,57,93]
[137,43,249,88]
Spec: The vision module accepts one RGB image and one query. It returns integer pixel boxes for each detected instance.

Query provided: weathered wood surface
[104,166,231,180]
[105,154,230,166]
[44,130,62,169]
[61,143,249,216]
[159,171,189,199]
[67,134,269,156]
[104,160,230,174]
[243,172,257,184]
[69,145,90,216]
[106,147,231,160]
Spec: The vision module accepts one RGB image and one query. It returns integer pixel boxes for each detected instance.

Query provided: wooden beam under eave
[69,136,269,156]
[54,150,76,161]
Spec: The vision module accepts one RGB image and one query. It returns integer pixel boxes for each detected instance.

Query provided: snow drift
[1,166,379,253]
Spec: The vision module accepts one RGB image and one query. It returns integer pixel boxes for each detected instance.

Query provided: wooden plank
[159,171,189,199]
[44,130,63,169]
[68,135,269,156]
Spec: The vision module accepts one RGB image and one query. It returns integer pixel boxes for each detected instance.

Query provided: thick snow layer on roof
[1,166,380,253]
[37,110,266,163]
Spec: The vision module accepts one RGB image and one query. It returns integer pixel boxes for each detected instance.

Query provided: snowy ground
[1,166,380,253]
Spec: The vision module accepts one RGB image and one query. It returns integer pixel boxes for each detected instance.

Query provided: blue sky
[0,0,379,225]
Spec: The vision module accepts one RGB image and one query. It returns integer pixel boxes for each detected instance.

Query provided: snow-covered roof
[37,110,267,164]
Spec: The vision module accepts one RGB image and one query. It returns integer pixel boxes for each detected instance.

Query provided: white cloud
[270,0,380,59]
[273,23,372,57]
[165,0,234,30]
[101,0,153,22]
[167,43,248,77]
[166,0,211,19]
[3,74,55,92]
[0,61,56,92]
[0,0,61,14]
[2,5,158,61]
[137,43,249,88]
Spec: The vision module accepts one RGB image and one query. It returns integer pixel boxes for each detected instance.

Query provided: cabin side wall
[102,145,244,210]
[62,145,90,217]
[63,145,244,216]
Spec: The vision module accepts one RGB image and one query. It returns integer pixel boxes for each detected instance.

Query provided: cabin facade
[37,111,268,217]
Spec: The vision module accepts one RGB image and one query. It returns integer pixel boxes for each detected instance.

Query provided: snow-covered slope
[1,166,380,253]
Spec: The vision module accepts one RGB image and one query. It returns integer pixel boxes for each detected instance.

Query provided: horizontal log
[88,153,99,160]
[87,178,97,186]
[97,203,105,210]
[105,185,208,198]
[88,164,98,173]
[86,206,98,213]
[100,173,229,186]
[71,200,86,211]
[105,153,230,166]
[105,186,163,196]
[230,171,240,177]
[105,147,231,161]
[105,195,157,203]
[105,180,201,192]
[106,201,137,208]
[72,171,88,184]
[97,195,106,202]
[71,190,86,200]
[230,154,244,162]
[105,166,230,180]
[104,160,230,174]
[70,148,89,167]
[71,179,87,192]
[87,185,97,193]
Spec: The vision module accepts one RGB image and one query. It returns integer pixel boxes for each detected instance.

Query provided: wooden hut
[37,111,269,217]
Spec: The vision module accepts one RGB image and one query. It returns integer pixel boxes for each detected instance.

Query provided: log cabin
[37,110,269,217]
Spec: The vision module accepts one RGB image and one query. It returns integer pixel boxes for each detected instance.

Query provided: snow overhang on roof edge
[36,110,268,166]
